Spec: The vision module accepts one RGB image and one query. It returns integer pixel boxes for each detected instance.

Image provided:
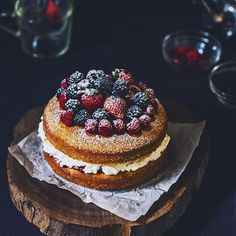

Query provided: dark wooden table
[1,1,236,235]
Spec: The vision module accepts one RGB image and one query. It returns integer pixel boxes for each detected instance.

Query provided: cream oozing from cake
[38,121,170,175]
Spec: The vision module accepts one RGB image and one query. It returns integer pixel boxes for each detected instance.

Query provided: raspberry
[139,114,151,127]
[151,99,159,111]
[112,79,129,97]
[126,118,141,135]
[113,119,125,134]
[65,99,81,112]
[56,88,65,98]
[61,78,69,89]
[98,119,113,136]
[85,119,98,134]
[145,104,155,118]
[80,93,105,112]
[126,105,142,120]
[73,109,90,126]
[67,83,81,99]
[132,92,149,108]
[139,82,148,91]
[59,92,68,109]
[120,73,134,85]
[60,110,74,126]
[68,71,84,84]
[92,77,113,94]
[144,88,156,102]
[103,96,126,119]
[92,108,109,121]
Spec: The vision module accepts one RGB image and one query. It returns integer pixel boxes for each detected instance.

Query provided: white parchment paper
[8,121,205,221]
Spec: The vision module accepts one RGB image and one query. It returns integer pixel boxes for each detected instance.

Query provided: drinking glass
[0,0,74,58]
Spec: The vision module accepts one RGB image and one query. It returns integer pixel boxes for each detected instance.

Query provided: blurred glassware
[209,61,236,108]
[0,0,74,58]
[196,0,236,38]
[162,30,222,73]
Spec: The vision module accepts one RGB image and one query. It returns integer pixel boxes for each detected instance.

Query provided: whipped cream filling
[38,121,170,175]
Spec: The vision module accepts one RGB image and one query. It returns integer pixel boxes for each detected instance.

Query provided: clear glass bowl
[162,30,222,73]
[209,61,236,108]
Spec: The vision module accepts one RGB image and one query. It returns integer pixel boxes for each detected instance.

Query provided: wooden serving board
[7,101,210,236]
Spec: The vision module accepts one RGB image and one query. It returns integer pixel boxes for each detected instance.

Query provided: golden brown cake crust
[44,151,166,190]
[43,97,167,165]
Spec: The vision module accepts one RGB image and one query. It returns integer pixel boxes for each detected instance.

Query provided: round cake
[38,69,170,190]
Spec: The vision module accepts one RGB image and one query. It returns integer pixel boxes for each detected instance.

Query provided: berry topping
[67,83,81,99]
[92,77,113,94]
[132,92,149,108]
[86,70,105,83]
[56,87,65,98]
[126,105,142,120]
[126,118,141,135]
[113,119,125,134]
[98,119,113,136]
[139,82,148,91]
[120,73,134,85]
[81,93,104,112]
[144,88,156,102]
[65,99,81,112]
[112,79,129,97]
[60,110,74,126]
[77,79,90,88]
[85,119,98,134]
[73,109,90,126]
[59,92,68,109]
[61,78,69,89]
[68,71,84,84]
[103,96,126,119]
[130,84,141,93]
[139,114,151,127]
[146,104,155,118]
[92,108,109,121]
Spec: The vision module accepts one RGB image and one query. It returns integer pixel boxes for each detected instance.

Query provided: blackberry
[68,71,84,84]
[73,109,90,126]
[67,83,81,98]
[132,92,149,108]
[65,99,81,112]
[93,77,113,94]
[86,70,106,84]
[126,105,142,120]
[112,79,129,97]
[56,88,65,98]
[92,108,109,121]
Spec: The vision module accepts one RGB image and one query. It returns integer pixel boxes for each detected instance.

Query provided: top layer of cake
[42,69,168,165]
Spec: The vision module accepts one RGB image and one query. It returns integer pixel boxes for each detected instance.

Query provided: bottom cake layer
[44,150,167,190]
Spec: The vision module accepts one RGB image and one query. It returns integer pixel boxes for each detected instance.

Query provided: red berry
[103,96,126,119]
[113,119,125,134]
[46,0,60,21]
[187,50,201,62]
[85,119,98,134]
[146,104,155,118]
[139,115,151,127]
[126,118,141,135]
[60,111,74,126]
[144,88,156,102]
[80,93,105,112]
[139,82,148,91]
[59,92,68,109]
[61,78,69,89]
[120,73,134,85]
[151,99,159,111]
[98,119,113,137]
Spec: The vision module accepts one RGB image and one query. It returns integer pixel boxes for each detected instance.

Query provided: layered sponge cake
[38,69,170,190]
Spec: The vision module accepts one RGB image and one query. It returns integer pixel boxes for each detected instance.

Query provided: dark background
[1,0,236,235]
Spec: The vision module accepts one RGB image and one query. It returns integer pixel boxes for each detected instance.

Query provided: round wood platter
[7,101,210,236]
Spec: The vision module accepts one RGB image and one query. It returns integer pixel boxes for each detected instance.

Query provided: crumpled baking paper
[8,121,205,221]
